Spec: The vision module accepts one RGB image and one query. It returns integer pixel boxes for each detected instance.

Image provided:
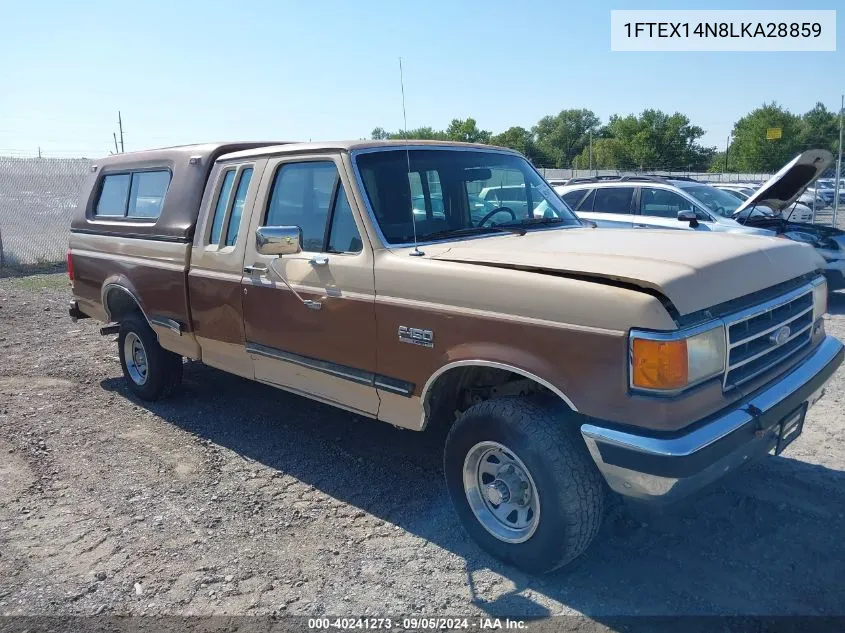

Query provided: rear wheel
[118,312,182,401]
[444,397,606,573]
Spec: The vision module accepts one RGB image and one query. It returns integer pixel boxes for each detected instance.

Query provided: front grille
[724,287,814,389]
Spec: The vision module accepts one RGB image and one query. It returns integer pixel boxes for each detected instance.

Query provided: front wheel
[444,398,606,573]
[118,312,183,401]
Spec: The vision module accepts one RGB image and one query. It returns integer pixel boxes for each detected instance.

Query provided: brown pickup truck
[68,141,843,573]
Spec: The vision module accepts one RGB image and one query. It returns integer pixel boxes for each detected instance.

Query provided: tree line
[371,102,841,173]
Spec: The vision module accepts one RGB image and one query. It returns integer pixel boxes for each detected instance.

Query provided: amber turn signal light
[631,338,688,390]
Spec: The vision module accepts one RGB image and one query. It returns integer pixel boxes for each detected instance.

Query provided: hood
[735,149,833,216]
[422,228,824,315]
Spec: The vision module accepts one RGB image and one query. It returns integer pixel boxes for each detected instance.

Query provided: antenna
[399,57,424,257]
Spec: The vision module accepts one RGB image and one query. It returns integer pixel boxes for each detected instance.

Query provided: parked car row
[551,151,844,293]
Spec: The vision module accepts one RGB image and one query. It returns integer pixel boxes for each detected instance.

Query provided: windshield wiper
[496,217,571,229]
[518,217,569,226]
[422,225,527,241]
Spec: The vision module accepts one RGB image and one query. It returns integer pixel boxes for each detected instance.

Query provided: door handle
[633,224,649,229]
[309,256,329,266]
[244,263,268,274]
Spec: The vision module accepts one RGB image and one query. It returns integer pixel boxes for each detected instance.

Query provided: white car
[555,176,774,236]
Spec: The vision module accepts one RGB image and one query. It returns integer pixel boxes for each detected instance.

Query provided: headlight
[812,276,828,320]
[630,324,726,393]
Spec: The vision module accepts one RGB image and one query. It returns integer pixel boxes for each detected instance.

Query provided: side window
[640,188,691,219]
[224,168,253,246]
[265,161,338,252]
[95,171,169,219]
[327,187,362,253]
[577,189,596,212]
[209,170,236,245]
[561,189,587,209]
[128,171,170,218]
[96,174,131,216]
[593,187,634,214]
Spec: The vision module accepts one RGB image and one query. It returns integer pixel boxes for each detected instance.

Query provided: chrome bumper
[581,336,844,503]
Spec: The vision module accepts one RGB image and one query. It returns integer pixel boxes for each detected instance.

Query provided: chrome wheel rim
[123,332,148,385]
[463,441,540,543]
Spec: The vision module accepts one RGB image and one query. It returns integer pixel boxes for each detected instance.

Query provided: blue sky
[0,0,841,157]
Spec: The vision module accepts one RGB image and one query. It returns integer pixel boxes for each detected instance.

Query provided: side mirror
[256,226,302,256]
[677,209,699,228]
[582,219,598,228]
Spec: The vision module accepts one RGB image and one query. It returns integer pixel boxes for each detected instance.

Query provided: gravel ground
[1,273,844,621]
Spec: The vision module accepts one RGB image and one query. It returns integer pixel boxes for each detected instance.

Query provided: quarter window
[94,170,170,219]
[224,168,253,246]
[592,187,634,214]
[265,161,362,254]
[209,170,236,245]
[561,189,588,209]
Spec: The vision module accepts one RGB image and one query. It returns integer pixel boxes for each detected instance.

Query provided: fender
[101,275,148,323]
[419,343,579,430]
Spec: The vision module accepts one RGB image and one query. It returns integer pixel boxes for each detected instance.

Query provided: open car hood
[735,149,833,215]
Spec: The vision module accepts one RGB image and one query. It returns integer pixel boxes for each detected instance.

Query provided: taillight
[66,250,74,284]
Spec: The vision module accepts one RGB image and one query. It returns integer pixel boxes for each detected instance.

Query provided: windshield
[682,185,744,217]
[355,149,580,244]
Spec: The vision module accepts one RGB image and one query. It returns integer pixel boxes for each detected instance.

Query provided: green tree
[489,126,551,165]
[572,138,629,170]
[532,109,601,168]
[445,118,491,144]
[388,126,449,140]
[798,102,839,152]
[729,102,802,172]
[371,127,390,140]
[605,110,713,171]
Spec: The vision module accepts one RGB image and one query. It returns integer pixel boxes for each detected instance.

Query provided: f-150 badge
[398,326,434,348]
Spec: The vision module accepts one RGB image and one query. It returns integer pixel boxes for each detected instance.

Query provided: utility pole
[725,135,730,172]
[113,133,119,154]
[118,111,125,153]
[37,146,41,159]
[833,94,843,228]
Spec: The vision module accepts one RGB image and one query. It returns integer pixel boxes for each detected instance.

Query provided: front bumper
[581,336,844,504]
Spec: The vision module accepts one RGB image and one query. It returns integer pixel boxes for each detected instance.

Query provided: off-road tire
[118,312,182,401]
[444,397,606,574]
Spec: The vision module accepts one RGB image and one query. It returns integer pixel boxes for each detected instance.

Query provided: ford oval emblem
[769,325,791,346]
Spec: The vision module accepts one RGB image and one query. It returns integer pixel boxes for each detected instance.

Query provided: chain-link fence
[0,156,91,267]
[537,168,775,183]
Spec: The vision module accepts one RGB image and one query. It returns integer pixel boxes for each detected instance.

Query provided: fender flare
[419,359,578,430]
[101,278,151,325]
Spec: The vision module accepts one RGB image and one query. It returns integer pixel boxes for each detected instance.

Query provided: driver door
[240,155,379,416]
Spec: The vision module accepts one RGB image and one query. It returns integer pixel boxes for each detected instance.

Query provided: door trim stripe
[245,342,414,397]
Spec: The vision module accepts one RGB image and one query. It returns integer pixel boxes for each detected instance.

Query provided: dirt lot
[1,273,844,621]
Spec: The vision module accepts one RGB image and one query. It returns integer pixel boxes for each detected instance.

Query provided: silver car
[554,177,774,236]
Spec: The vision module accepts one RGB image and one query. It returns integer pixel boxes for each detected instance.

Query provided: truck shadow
[828,290,845,315]
[101,362,845,618]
